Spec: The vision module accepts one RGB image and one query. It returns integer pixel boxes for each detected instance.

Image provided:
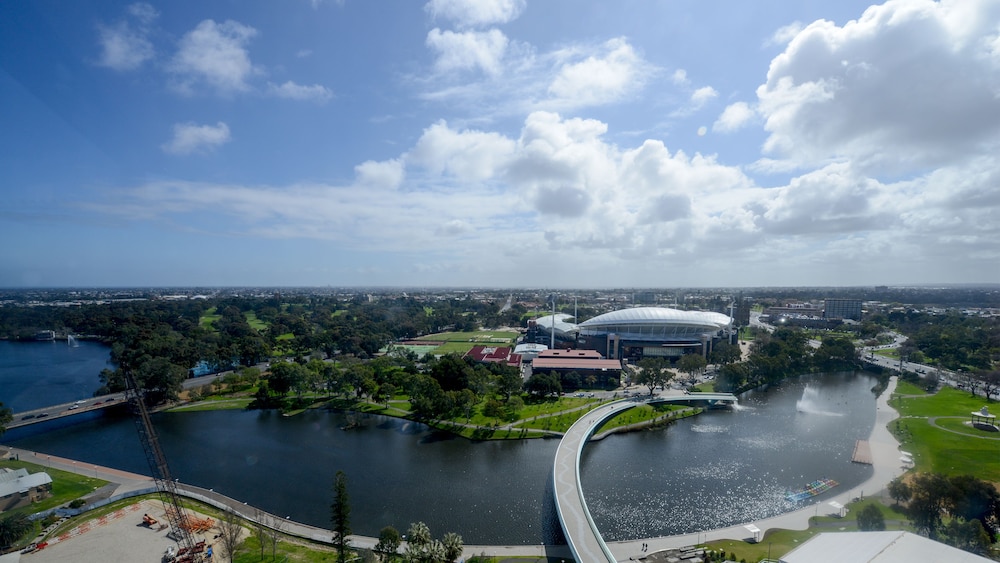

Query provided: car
[68,404,80,410]
[21,414,36,420]
[37,413,49,418]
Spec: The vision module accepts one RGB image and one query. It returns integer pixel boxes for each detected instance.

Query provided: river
[0,341,878,544]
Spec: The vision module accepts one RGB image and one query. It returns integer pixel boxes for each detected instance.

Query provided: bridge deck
[552,392,737,562]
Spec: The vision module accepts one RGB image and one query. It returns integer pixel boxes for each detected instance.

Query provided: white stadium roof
[579,307,731,331]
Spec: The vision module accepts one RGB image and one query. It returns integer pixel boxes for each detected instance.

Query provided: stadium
[534,306,733,362]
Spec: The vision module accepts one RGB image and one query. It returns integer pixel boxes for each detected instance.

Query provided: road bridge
[552,392,738,562]
[7,394,128,429]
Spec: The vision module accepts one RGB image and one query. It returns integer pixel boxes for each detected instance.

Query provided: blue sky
[2,0,999,288]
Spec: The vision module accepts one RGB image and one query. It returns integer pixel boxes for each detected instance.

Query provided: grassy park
[411,330,520,355]
[889,385,1000,481]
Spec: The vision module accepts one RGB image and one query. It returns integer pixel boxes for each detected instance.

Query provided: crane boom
[123,368,201,561]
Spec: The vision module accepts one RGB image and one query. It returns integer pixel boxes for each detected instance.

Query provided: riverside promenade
[6,376,902,562]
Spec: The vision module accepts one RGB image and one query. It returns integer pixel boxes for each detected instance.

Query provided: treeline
[0,294,527,406]
[887,473,1000,555]
[871,310,999,372]
[714,328,861,393]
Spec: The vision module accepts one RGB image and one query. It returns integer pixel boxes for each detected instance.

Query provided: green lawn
[245,310,268,331]
[875,347,901,359]
[0,460,108,517]
[889,386,1000,481]
[199,306,220,330]
[415,331,518,343]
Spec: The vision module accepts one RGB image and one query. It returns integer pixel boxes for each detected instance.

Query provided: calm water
[0,340,112,411]
[1,342,878,544]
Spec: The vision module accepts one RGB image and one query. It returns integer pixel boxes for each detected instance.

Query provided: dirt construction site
[19,499,224,563]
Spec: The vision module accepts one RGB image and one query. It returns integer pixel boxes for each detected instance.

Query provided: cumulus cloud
[765,22,804,47]
[426,28,508,75]
[102,102,1000,283]
[95,3,158,71]
[425,0,526,28]
[168,20,259,95]
[354,159,405,190]
[690,86,718,108]
[267,81,333,103]
[407,120,516,181]
[547,38,651,108]
[756,0,1000,173]
[713,101,756,133]
[161,122,231,155]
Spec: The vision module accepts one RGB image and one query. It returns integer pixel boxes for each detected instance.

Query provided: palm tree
[442,532,463,562]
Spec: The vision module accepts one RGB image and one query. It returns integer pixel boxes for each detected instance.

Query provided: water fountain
[67,334,78,347]
[795,385,842,416]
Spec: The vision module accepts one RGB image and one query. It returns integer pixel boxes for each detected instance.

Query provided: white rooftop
[780,531,993,563]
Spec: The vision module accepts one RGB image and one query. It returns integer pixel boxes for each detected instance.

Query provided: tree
[857,504,885,531]
[678,353,707,378]
[251,507,270,560]
[888,477,911,506]
[374,526,401,562]
[708,341,741,365]
[908,473,955,539]
[978,370,1000,402]
[331,471,352,562]
[636,357,671,395]
[0,513,32,548]
[216,507,245,563]
[441,532,463,562]
[0,402,11,438]
[524,371,561,397]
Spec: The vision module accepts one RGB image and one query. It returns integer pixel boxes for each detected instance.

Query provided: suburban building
[0,467,53,512]
[824,298,863,321]
[528,348,622,389]
[463,345,521,368]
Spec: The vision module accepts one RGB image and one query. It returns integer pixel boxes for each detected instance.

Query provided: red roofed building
[464,346,522,368]
[528,349,622,390]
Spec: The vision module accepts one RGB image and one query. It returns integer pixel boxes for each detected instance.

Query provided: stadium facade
[533,307,733,362]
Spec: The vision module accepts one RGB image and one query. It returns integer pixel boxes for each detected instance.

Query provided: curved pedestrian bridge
[552,393,738,562]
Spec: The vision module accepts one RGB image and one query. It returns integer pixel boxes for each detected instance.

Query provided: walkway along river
[3,367,882,545]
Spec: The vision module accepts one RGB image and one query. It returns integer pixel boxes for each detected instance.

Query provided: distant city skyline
[2,0,999,288]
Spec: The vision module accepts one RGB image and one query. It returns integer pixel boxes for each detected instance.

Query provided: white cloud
[161,122,231,155]
[425,0,526,28]
[267,81,333,103]
[99,106,1000,282]
[547,38,650,108]
[426,28,508,75]
[671,69,689,85]
[95,4,158,72]
[765,22,804,47]
[713,101,756,133]
[296,49,313,58]
[168,20,259,95]
[690,86,718,108]
[354,159,405,190]
[127,2,159,25]
[407,120,516,182]
[756,0,1000,173]
[96,22,155,71]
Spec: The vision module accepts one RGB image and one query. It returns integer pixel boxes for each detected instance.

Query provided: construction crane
[123,367,202,562]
